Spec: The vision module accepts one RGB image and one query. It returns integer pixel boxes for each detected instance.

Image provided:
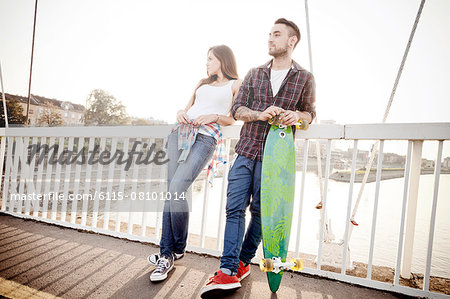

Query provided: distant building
[345,148,369,162]
[334,159,347,169]
[383,153,406,167]
[442,157,450,169]
[2,93,85,126]
[422,159,435,168]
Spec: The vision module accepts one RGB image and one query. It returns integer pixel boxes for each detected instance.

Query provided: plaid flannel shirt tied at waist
[168,122,225,185]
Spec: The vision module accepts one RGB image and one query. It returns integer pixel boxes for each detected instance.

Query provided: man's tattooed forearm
[235,107,260,122]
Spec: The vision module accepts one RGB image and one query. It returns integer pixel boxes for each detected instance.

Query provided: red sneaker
[200,270,241,298]
[236,261,251,281]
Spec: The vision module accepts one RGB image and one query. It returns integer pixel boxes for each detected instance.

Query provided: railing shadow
[0,214,408,299]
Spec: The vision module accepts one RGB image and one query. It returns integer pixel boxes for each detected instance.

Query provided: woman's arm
[177,80,204,124]
[192,113,232,126]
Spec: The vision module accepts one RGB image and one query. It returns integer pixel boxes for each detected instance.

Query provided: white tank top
[186,80,235,120]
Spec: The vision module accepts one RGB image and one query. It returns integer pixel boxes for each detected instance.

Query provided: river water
[185,173,450,278]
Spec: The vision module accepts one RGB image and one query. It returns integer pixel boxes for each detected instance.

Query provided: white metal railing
[0,123,449,298]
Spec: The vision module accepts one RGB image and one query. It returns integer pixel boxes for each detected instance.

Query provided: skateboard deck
[260,123,297,292]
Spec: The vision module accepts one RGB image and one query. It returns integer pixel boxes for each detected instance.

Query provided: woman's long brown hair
[189,45,238,106]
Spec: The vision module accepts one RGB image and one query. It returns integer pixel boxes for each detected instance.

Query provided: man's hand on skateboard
[258,106,285,122]
[264,108,309,130]
[279,110,299,126]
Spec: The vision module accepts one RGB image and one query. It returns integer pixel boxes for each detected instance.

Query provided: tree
[37,103,64,127]
[0,98,27,126]
[84,89,130,126]
[131,117,153,126]
[131,117,167,126]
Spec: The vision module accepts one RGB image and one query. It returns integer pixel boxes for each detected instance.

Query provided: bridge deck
[0,214,407,299]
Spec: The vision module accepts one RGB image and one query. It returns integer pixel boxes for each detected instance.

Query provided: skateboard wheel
[260,258,274,272]
[295,120,309,130]
[291,258,304,271]
[279,131,286,138]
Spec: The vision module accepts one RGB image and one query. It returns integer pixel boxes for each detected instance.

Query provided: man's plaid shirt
[231,60,316,161]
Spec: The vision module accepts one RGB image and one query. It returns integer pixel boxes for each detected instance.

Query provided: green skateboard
[260,117,307,292]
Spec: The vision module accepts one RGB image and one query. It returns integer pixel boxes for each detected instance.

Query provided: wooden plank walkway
[0,214,407,299]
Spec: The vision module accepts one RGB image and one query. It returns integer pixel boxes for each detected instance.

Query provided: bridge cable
[304,0,324,208]
[348,0,426,241]
[304,0,336,244]
[25,0,39,126]
[0,61,8,128]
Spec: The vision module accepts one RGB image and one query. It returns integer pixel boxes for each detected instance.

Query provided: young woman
[148,45,242,282]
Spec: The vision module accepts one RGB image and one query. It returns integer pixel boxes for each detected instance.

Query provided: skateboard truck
[268,115,309,130]
[259,257,304,274]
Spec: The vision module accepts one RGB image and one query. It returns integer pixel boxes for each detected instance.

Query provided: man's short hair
[275,18,301,48]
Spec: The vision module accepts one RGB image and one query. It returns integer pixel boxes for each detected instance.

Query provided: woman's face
[206,51,221,76]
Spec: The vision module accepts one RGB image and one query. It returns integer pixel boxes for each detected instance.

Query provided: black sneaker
[147,252,184,266]
[150,255,174,282]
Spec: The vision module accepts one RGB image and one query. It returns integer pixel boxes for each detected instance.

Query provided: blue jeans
[220,155,262,274]
[160,130,216,258]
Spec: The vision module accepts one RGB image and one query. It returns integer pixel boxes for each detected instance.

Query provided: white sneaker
[147,253,160,266]
[147,252,184,266]
[150,256,174,282]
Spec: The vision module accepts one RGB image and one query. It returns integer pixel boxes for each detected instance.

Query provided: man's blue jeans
[220,155,262,274]
[160,130,216,258]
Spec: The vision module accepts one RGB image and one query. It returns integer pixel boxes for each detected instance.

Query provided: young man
[200,18,316,297]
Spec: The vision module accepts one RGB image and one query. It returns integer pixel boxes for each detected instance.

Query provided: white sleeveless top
[186,80,235,120]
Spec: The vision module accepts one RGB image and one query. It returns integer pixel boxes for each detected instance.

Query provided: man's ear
[289,36,298,48]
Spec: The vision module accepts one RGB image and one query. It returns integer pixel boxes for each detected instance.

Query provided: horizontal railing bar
[345,123,450,140]
[223,124,345,139]
[2,124,346,139]
[3,126,173,138]
[2,123,450,140]
[296,124,345,139]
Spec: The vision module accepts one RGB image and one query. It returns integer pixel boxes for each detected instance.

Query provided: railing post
[401,140,423,278]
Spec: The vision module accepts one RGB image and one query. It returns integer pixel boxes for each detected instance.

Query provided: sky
[1,0,449,158]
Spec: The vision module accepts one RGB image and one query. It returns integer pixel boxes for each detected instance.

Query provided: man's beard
[269,45,288,58]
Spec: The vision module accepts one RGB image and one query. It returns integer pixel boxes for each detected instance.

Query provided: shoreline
[330,168,450,183]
